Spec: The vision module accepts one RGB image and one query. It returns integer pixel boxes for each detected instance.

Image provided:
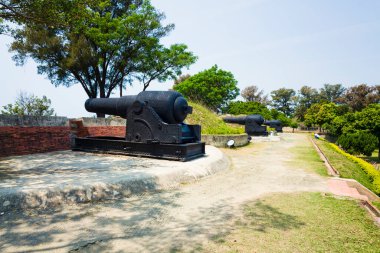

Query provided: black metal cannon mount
[263,120,283,132]
[223,115,268,136]
[72,91,205,161]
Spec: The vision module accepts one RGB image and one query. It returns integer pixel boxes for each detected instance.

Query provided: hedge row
[329,143,380,195]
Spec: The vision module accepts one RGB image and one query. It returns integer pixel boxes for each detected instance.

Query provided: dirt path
[0,134,329,253]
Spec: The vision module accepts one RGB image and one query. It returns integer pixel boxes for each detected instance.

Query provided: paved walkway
[0,133,334,253]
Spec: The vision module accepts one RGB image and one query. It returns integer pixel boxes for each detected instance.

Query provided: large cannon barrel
[223,116,247,125]
[223,114,265,126]
[85,91,192,124]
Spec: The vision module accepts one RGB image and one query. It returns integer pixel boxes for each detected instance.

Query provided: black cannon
[264,120,283,132]
[223,115,268,136]
[73,91,205,161]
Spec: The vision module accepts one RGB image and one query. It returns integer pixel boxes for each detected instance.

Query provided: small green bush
[337,131,378,156]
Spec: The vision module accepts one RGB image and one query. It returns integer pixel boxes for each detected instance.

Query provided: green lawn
[314,139,376,193]
[203,193,380,253]
[287,137,328,177]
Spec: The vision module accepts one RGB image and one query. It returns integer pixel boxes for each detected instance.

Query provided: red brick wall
[0,119,126,157]
[69,120,125,137]
[86,126,126,137]
[0,126,71,157]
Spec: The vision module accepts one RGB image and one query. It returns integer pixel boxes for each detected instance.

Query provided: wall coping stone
[73,117,126,127]
[0,115,68,127]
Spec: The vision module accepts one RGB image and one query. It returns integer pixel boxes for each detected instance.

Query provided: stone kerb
[201,133,249,147]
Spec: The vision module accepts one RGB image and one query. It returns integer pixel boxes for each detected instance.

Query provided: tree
[290,121,299,133]
[315,103,338,129]
[134,44,197,91]
[304,103,322,128]
[337,84,380,111]
[2,0,196,117]
[270,88,296,117]
[324,103,380,158]
[294,85,320,121]
[1,92,55,116]
[225,101,271,119]
[241,85,269,105]
[320,84,345,103]
[352,104,380,158]
[173,65,239,111]
[304,102,338,130]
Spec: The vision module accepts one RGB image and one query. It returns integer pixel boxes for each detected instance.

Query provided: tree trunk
[98,81,106,118]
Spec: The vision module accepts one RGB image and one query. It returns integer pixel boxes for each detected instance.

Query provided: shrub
[337,131,378,156]
[329,143,380,195]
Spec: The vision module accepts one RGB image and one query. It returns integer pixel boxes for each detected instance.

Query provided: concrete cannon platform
[0,146,228,212]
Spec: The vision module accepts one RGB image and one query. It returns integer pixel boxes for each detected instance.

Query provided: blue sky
[1,0,379,117]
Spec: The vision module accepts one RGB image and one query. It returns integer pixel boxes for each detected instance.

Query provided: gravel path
[0,133,329,253]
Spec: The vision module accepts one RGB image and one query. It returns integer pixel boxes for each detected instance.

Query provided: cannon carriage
[223,115,283,136]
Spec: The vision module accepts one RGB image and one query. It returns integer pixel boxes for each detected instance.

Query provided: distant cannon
[263,120,283,132]
[73,91,205,161]
[223,115,268,136]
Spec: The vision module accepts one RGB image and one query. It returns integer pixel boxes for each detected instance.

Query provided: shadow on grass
[237,200,305,233]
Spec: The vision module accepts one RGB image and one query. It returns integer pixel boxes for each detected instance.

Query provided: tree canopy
[173,65,239,111]
[320,84,345,103]
[294,85,320,121]
[241,85,268,104]
[270,88,296,117]
[1,92,55,116]
[337,84,380,111]
[1,0,196,117]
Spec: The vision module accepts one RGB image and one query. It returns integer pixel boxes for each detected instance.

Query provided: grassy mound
[185,102,244,135]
